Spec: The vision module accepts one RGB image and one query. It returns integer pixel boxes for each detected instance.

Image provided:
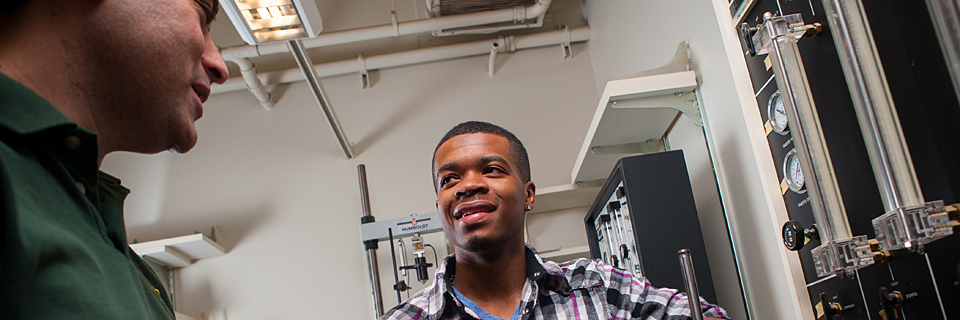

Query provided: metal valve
[878,286,904,320]
[817,292,843,320]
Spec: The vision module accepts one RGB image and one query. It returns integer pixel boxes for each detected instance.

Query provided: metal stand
[678,248,703,320]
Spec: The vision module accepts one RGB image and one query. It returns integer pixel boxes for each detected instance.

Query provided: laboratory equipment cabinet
[584,150,717,304]
[733,0,960,319]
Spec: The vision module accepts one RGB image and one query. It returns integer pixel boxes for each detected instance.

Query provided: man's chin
[166,136,197,154]
[462,235,503,253]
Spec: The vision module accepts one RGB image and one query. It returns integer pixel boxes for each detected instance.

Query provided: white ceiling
[211,0,587,76]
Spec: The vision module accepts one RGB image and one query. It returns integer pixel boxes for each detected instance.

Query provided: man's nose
[455,173,487,198]
[202,38,229,85]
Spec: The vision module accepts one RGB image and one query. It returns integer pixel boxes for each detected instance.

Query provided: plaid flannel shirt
[380,246,729,320]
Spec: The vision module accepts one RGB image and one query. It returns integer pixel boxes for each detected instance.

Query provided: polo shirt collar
[0,72,76,135]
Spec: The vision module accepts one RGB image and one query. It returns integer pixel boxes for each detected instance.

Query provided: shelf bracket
[590,138,666,155]
[610,90,702,127]
[358,54,370,89]
[574,179,606,188]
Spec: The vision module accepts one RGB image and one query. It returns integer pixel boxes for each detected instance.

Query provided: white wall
[105,43,599,319]
[582,0,810,319]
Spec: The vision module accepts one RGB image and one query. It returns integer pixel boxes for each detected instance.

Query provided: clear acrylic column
[821,0,955,253]
[925,0,960,105]
[753,12,873,277]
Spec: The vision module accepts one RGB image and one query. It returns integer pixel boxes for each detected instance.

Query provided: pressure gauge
[767,91,788,134]
[783,149,806,193]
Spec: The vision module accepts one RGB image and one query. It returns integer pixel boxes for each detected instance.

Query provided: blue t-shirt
[452,287,521,320]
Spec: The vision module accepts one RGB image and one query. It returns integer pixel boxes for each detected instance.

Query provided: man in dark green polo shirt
[0,0,229,319]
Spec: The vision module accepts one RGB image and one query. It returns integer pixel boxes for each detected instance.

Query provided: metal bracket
[590,138,666,155]
[610,90,702,127]
[391,10,400,36]
[561,27,572,59]
[574,179,606,188]
[358,55,370,89]
[489,41,501,77]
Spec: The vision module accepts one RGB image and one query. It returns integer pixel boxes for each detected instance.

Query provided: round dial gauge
[767,91,789,134]
[783,149,806,193]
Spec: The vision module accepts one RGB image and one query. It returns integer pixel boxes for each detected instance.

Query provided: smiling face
[434,133,535,253]
[82,0,228,154]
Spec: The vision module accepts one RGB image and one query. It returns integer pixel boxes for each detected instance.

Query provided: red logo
[411,218,418,226]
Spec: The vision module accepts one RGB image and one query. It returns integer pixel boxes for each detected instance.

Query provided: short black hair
[432,121,530,192]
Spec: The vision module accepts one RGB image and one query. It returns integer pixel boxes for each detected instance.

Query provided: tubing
[212,27,591,94]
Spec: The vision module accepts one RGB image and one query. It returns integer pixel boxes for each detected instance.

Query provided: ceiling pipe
[229,58,275,110]
[217,0,551,109]
[212,26,590,95]
[219,0,550,60]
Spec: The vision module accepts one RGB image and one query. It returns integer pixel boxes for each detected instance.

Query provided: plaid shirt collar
[420,245,603,320]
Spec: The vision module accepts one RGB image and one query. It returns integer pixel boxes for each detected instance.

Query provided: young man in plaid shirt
[380,121,729,320]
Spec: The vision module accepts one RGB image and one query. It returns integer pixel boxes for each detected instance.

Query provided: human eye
[483,166,505,175]
[439,175,457,188]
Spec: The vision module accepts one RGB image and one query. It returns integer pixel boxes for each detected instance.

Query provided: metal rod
[288,39,355,159]
[358,164,384,316]
[366,248,384,317]
[397,238,410,298]
[678,249,703,320]
[359,164,373,217]
[821,0,924,211]
[388,228,402,304]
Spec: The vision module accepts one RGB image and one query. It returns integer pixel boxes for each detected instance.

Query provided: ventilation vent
[438,0,537,16]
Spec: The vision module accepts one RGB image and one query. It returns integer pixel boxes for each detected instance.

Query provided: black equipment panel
[584,150,718,304]
[735,0,960,319]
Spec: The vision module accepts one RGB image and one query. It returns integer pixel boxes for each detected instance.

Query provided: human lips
[191,83,211,103]
[453,201,497,219]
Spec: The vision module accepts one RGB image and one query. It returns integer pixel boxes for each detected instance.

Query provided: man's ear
[524,181,536,209]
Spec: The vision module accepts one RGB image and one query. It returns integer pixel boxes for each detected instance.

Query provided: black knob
[782,220,804,251]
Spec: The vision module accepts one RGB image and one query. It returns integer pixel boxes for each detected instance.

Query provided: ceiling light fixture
[219,0,323,45]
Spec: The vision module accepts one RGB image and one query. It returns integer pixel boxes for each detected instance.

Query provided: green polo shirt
[0,73,174,319]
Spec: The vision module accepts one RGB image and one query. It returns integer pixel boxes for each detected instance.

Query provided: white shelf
[130,233,226,268]
[571,70,699,185]
[538,245,592,262]
[528,184,600,215]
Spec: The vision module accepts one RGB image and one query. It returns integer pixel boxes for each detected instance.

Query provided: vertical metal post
[388,228,402,304]
[359,164,384,317]
[678,249,703,320]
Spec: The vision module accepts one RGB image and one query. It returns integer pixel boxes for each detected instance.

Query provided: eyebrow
[436,155,510,176]
[479,155,508,164]
[436,161,460,175]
